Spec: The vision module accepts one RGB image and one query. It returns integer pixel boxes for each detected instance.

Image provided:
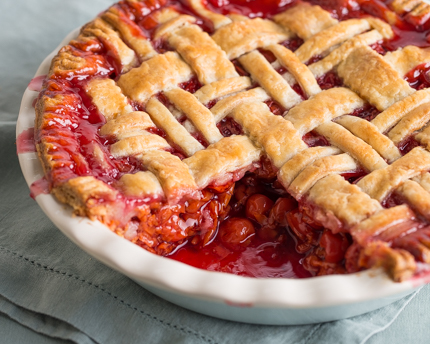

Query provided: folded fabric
[0,124,422,343]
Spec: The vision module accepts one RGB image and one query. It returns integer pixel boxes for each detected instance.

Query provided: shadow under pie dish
[17,0,430,324]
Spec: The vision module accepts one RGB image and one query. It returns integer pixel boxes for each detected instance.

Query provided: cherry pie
[34,0,430,281]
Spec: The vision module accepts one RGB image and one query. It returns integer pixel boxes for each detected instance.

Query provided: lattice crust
[35,0,430,281]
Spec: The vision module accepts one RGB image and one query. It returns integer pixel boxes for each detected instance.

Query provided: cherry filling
[35,0,430,279]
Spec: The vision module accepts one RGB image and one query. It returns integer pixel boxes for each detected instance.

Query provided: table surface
[2,1,430,342]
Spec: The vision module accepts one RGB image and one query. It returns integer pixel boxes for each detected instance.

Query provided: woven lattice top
[35,0,430,281]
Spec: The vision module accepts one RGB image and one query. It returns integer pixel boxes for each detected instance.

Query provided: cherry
[269,197,297,226]
[320,230,350,264]
[219,217,255,248]
[286,209,321,253]
[246,194,274,224]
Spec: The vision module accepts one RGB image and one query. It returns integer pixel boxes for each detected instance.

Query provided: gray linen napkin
[1,0,429,343]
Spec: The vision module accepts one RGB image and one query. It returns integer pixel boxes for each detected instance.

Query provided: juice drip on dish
[29,177,50,199]
[16,128,36,153]
[28,75,46,92]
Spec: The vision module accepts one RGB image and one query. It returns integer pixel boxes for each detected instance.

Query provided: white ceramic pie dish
[17,28,430,325]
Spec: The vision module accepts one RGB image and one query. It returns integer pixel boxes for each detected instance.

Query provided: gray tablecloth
[1,1,430,343]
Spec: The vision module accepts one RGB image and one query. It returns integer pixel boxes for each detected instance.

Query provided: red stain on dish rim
[16,128,36,153]
[410,264,430,287]
[224,300,254,307]
[30,177,50,200]
[28,75,46,92]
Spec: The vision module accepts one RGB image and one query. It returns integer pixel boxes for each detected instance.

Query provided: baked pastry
[34,0,430,281]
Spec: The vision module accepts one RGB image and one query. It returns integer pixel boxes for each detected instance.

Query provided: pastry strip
[278,146,341,188]
[184,136,262,188]
[267,44,321,98]
[384,45,430,76]
[357,147,430,201]
[238,51,302,109]
[212,87,270,123]
[85,78,133,121]
[387,102,430,144]
[212,18,290,59]
[371,89,430,132]
[165,88,224,144]
[351,205,416,245]
[100,111,155,139]
[288,154,358,198]
[167,24,238,84]
[273,3,337,40]
[153,15,196,40]
[315,122,388,171]
[187,0,232,29]
[118,171,164,198]
[82,18,137,72]
[336,115,401,163]
[397,180,430,220]
[102,7,157,60]
[110,132,171,158]
[308,30,383,78]
[285,88,365,135]
[338,45,415,111]
[194,76,252,104]
[294,19,372,63]
[146,97,205,156]
[231,102,307,168]
[117,52,193,104]
[139,150,199,203]
[307,174,383,229]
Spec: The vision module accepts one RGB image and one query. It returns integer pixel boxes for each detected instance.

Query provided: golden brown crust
[110,133,171,158]
[164,88,224,144]
[315,122,387,172]
[288,154,358,198]
[371,88,430,132]
[268,44,321,98]
[387,101,430,144]
[231,101,307,168]
[360,241,416,282]
[51,176,119,221]
[102,7,157,60]
[308,30,384,78]
[212,18,290,59]
[384,46,430,77]
[139,151,199,203]
[86,78,134,121]
[357,147,430,202]
[335,115,401,163]
[337,45,415,111]
[307,174,383,229]
[285,88,365,135]
[184,136,262,188]
[238,51,302,109]
[278,146,341,189]
[273,3,337,40]
[117,52,193,104]
[211,87,270,123]
[193,76,252,104]
[145,97,205,156]
[167,24,238,84]
[81,18,137,72]
[118,172,164,198]
[99,111,155,139]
